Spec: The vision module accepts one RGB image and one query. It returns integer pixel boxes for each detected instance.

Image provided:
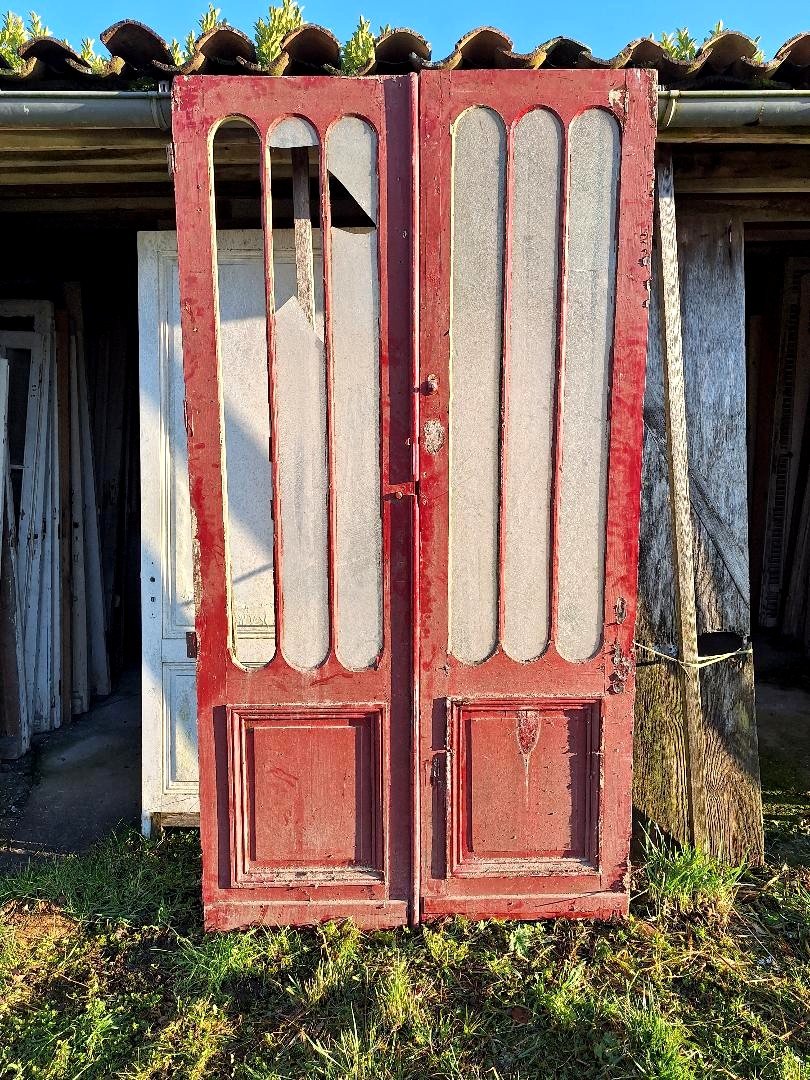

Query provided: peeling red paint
[173,68,655,930]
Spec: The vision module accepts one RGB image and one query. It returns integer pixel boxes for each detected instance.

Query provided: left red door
[172,75,417,930]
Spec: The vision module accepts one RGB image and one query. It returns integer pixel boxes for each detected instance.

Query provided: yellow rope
[633,640,753,670]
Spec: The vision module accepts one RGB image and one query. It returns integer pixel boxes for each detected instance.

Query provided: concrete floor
[756,681,810,791]
[753,638,810,791]
[0,671,140,874]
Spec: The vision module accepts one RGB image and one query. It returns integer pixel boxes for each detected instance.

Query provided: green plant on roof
[0,10,49,69]
[342,16,392,75]
[254,0,303,67]
[170,3,228,66]
[655,19,764,63]
[79,37,105,73]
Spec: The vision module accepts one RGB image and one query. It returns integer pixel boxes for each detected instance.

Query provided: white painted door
[0,301,56,738]
[137,230,324,831]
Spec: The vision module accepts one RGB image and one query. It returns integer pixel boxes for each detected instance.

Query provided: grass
[0,811,808,1078]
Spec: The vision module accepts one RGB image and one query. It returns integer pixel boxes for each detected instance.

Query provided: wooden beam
[290,146,315,327]
[654,153,708,851]
[658,129,810,145]
[671,146,810,194]
[677,194,810,221]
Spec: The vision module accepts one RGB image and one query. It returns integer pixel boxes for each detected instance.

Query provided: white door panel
[138,230,323,830]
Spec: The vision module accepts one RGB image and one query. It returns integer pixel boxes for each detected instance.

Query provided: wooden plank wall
[635,207,765,864]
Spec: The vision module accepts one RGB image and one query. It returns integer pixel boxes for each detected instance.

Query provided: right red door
[417,69,656,919]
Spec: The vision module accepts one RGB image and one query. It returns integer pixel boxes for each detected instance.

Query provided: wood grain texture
[291,147,315,328]
[635,186,764,864]
[654,155,707,849]
[0,467,28,759]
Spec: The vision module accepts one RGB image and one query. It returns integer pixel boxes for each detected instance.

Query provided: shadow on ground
[0,670,140,874]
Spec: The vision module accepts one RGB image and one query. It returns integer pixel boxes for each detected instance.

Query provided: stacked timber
[759,259,810,655]
[0,289,110,759]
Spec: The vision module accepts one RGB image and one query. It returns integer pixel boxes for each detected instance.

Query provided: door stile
[406,75,422,927]
[173,95,231,909]
[597,81,657,880]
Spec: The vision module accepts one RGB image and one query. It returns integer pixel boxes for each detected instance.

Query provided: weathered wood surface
[635,200,764,865]
[0,467,29,759]
[652,156,707,849]
[672,146,810,193]
[69,333,89,716]
[759,260,810,629]
[0,358,26,757]
[55,310,73,726]
[290,147,315,328]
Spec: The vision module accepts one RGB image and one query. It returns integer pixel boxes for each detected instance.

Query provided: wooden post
[291,147,315,327]
[655,153,708,850]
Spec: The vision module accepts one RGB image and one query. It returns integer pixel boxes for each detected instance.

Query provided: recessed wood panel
[228,706,384,885]
[450,699,598,874]
[163,662,198,790]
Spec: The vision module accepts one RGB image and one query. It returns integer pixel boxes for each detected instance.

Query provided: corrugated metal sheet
[2,23,810,89]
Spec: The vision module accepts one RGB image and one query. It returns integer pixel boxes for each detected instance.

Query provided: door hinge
[186,631,198,659]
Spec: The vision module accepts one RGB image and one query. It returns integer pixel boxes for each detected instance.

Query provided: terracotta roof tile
[0,22,809,89]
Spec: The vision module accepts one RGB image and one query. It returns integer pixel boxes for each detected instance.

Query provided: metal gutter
[0,90,171,130]
[657,89,810,130]
[1,88,810,134]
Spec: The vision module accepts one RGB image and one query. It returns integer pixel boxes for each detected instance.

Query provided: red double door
[172,69,655,930]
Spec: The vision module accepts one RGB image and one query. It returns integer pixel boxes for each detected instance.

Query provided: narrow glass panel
[270,129,330,669]
[212,120,277,666]
[448,107,505,665]
[218,257,276,662]
[557,109,620,662]
[327,117,382,671]
[502,109,561,662]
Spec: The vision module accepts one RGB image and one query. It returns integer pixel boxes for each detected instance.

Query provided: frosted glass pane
[557,109,619,662]
[502,109,561,662]
[448,107,505,666]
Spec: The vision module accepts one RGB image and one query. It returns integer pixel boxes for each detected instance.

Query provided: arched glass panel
[326,116,383,671]
[448,106,505,665]
[502,108,562,662]
[557,109,620,662]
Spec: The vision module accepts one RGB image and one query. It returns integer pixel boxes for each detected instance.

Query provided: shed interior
[0,124,808,841]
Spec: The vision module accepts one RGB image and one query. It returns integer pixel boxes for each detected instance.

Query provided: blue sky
[14,1,810,60]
